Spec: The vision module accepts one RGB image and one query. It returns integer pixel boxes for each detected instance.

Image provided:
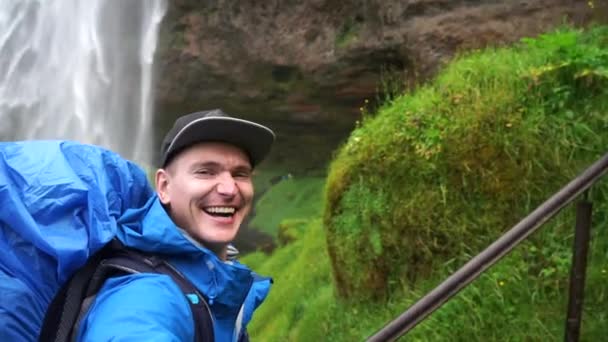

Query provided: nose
[215,171,237,196]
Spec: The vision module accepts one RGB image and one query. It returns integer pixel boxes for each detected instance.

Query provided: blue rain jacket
[0,141,271,342]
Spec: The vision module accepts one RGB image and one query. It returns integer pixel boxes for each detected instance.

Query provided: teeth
[205,206,236,214]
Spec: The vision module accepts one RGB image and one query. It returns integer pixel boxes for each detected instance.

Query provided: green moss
[277,218,309,246]
[243,25,608,342]
[335,17,361,49]
[243,219,333,340]
[325,26,608,301]
[249,176,325,237]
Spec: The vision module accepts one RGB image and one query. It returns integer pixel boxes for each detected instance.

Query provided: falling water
[0,0,167,165]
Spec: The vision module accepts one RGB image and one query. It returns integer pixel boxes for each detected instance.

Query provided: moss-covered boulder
[324,26,608,301]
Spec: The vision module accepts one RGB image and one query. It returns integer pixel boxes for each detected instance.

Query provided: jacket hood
[117,196,200,255]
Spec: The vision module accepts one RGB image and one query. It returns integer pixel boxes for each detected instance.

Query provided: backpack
[0,141,218,341]
[38,239,215,342]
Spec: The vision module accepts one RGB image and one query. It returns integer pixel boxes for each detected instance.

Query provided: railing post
[564,191,592,342]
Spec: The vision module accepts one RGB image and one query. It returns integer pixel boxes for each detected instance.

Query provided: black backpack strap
[39,246,110,342]
[88,249,215,342]
[239,330,250,342]
[39,241,214,342]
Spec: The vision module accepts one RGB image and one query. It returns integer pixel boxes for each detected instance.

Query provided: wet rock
[153,0,596,165]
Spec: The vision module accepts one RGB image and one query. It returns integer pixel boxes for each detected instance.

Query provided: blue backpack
[0,141,214,341]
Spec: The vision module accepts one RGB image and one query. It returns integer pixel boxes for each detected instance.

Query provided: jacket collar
[116,196,261,312]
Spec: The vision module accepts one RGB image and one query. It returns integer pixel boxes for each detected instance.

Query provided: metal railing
[367,152,608,342]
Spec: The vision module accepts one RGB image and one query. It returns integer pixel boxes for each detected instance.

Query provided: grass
[243,25,608,341]
[242,219,333,340]
[245,201,608,341]
[248,175,326,237]
[325,25,608,301]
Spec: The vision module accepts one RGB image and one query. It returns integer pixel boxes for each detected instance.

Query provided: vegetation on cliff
[244,25,608,341]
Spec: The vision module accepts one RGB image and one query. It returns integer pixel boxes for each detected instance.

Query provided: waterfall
[0,0,167,166]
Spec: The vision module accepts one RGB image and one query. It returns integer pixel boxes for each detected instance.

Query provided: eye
[233,170,252,180]
[194,168,215,176]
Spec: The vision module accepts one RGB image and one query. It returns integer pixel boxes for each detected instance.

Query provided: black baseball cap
[160,109,275,167]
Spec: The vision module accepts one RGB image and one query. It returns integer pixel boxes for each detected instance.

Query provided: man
[76,109,275,341]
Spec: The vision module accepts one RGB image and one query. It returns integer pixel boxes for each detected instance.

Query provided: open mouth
[203,206,237,218]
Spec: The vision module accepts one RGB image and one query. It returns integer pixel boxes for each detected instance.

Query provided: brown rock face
[153,0,595,166]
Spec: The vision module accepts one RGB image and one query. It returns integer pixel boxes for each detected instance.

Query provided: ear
[155,168,171,204]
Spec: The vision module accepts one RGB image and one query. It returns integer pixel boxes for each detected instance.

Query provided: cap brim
[162,117,275,167]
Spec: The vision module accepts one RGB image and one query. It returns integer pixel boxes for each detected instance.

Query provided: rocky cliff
[153,0,597,166]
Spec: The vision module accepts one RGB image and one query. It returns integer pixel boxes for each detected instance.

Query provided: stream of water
[0,0,167,165]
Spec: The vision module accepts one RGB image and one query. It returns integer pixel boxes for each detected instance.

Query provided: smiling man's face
[156,142,253,257]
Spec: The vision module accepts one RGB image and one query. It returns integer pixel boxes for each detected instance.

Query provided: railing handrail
[367,152,608,342]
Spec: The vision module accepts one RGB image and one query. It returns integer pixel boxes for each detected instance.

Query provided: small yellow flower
[505,122,513,128]
[499,281,505,286]
[364,99,369,103]
[359,107,364,112]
